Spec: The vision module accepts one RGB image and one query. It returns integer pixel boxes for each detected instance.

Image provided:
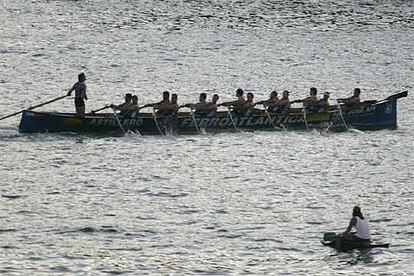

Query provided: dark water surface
[1,1,413,275]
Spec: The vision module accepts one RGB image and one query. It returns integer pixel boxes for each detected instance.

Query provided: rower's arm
[344,217,356,235]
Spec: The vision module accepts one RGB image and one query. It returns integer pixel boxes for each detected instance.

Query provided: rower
[129,95,140,117]
[157,93,179,116]
[110,93,132,117]
[183,93,210,116]
[342,206,370,242]
[278,90,291,112]
[244,92,255,116]
[206,94,219,117]
[318,92,330,112]
[219,88,246,115]
[145,91,170,112]
[67,73,87,117]
[338,88,361,107]
[256,91,279,112]
[293,87,319,112]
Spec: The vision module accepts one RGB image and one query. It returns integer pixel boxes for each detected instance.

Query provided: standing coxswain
[67,73,87,117]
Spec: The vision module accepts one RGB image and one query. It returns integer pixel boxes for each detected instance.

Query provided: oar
[0,94,69,121]
[227,107,239,132]
[90,105,110,114]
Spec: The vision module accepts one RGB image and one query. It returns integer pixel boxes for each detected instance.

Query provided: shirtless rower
[219,88,246,115]
[183,93,210,116]
[129,95,140,117]
[256,91,279,112]
[292,87,319,112]
[110,93,133,116]
[278,90,291,112]
[244,92,255,116]
[338,88,361,107]
[318,92,330,112]
[145,91,170,110]
[206,94,219,117]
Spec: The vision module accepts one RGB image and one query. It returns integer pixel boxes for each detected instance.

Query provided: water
[1,0,413,274]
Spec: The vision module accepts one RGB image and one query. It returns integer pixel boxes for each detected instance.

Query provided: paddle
[0,94,69,121]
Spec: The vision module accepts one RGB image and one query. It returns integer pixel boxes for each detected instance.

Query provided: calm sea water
[1,0,413,275]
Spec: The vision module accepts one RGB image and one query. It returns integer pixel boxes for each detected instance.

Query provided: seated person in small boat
[317,92,330,112]
[337,88,361,107]
[129,95,140,117]
[278,90,291,112]
[342,206,370,242]
[219,88,246,115]
[110,93,133,116]
[256,91,279,112]
[293,87,319,112]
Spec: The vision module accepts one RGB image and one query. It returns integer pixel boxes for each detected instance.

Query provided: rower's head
[125,93,132,103]
[199,93,207,102]
[171,93,178,104]
[352,206,364,219]
[310,87,317,96]
[270,91,278,99]
[236,88,244,97]
[323,92,330,100]
[354,88,361,97]
[282,90,289,99]
[162,91,170,101]
[131,95,138,104]
[212,94,219,103]
[247,92,254,101]
[78,73,86,82]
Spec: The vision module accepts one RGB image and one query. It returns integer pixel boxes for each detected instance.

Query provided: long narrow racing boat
[18,91,407,134]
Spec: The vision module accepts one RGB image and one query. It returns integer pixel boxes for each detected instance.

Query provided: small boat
[18,91,407,135]
[321,232,389,252]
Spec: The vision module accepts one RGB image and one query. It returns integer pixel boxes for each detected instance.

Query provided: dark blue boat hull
[18,92,407,134]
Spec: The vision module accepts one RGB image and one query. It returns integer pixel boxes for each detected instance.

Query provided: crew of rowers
[109,87,361,118]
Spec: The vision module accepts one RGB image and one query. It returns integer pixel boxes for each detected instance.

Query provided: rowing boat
[19,108,331,134]
[18,92,407,134]
[321,232,389,252]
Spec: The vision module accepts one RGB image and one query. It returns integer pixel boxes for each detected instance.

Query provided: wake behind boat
[17,91,407,135]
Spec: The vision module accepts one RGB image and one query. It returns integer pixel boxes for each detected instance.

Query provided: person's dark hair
[163,91,170,99]
[131,95,138,101]
[78,73,86,82]
[200,93,207,100]
[354,88,361,96]
[271,91,278,98]
[247,92,254,99]
[352,206,364,219]
[236,88,244,96]
[213,94,219,99]
[310,87,317,95]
